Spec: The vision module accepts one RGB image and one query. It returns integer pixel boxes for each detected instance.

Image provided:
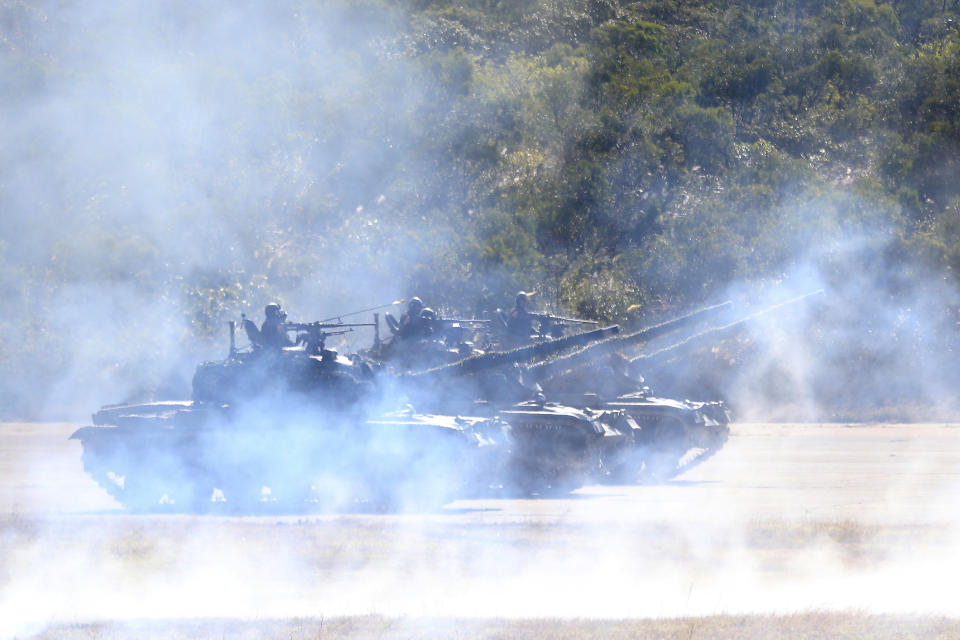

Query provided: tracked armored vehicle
[497,398,636,493]
[403,325,649,494]
[550,389,730,482]
[412,302,736,485]
[71,316,511,511]
[523,293,823,482]
[521,303,735,483]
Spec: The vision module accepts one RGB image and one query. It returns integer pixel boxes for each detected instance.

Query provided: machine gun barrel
[319,300,405,323]
[280,320,377,356]
[283,321,376,331]
[526,300,733,383]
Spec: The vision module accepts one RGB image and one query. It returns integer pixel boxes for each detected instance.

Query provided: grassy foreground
[29,614,960,639]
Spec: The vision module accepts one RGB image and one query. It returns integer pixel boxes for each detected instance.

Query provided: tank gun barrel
[628,290,824,374]
[527,300,733,384]
[530,313,599,324]
[409,325,620,382]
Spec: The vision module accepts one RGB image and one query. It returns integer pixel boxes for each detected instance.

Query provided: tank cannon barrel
[627,290,825,375]
[529,313,599,325]
[527,300,733,384]
[409,324,621,382]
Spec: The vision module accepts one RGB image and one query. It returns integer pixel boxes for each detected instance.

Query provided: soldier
[397,297,433,340]
[505,291,536,338]
[260,303,293,349]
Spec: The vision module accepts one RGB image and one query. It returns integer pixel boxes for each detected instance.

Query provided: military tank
[518,302,735,483]
[71,314,512,512]
[402,325,649,495]
[496,398,637,494]
[524,293,824,483]
[406,301,737,487]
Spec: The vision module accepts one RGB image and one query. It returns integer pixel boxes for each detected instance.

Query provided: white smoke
[0,0,436,418]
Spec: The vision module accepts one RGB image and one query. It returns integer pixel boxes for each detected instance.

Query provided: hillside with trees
[2,0,960,418]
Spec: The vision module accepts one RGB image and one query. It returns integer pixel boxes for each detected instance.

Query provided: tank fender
[69,425,102,440]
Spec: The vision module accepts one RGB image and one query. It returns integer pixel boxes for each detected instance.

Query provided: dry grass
[27,613,960,639]
[4,511,957,639]
[1,514,948,573]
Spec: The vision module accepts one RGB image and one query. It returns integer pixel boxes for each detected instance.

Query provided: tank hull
[496,401,632,495]
[72,402,510,512]
[553,392,731,483]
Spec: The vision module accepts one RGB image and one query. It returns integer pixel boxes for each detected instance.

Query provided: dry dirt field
[2,421,959,639]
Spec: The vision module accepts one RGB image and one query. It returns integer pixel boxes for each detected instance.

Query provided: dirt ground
[2,422,959,638]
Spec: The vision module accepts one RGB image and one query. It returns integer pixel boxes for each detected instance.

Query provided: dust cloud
[1,497,958,637]
[0,0,433,418]
[3,422,960,637]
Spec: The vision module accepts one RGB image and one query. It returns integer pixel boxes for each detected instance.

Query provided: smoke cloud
[0,0,443,418]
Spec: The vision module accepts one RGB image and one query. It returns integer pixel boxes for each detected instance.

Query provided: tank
[70,317,512,512]
[407,302,736,486]
[521,294,823,483]
[546,389,731,483]
[402,325,646,495]
[497,398,637,494]
[518,304,735,483]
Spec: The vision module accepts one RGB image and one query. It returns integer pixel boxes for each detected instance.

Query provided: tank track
[644,419,730,482]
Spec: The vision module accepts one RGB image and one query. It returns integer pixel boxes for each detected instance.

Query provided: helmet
[515,291,528,307]
[408,297,423,313]
[420,307,436,320]
[265,303,282,318]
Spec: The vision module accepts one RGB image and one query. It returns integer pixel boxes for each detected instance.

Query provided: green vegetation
[3,0,960,415]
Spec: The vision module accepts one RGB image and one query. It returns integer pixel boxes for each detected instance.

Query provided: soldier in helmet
[260,302,293,349]
[505,290,536,338]
[397,296,433,340]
